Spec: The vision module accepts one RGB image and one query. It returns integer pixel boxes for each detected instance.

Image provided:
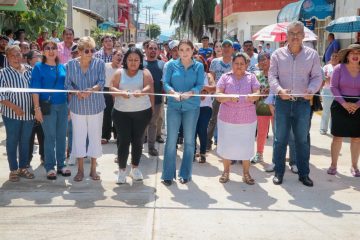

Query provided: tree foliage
[2,0,66,40]
[91,27,122,47]
[163,0,216,41]
[146,24,161,39]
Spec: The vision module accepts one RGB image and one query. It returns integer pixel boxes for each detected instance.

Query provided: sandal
[57,167,71,177]
[351,168,360,177]
[90,172,101,181]
[18,168,35,179]
[73,171,84,182]
[47,170,57,180]
[219,172,230,183]
[9,170,20,182]
[327,166,337,175]
[243,173,255,185]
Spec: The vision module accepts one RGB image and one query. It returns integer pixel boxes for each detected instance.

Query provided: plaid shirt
[94,48,113,63]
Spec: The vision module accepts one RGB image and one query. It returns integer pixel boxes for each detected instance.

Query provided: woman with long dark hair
[110,48,153,184]
[31,40,70,180]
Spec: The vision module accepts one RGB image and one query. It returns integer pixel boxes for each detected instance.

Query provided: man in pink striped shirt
[58,27,74,64]
[269,21,322,187]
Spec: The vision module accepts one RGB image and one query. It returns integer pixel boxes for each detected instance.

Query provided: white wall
[224,10,279,48]
[72,10,97,38]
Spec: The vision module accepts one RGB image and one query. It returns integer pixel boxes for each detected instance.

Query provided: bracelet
[34,106,41,110]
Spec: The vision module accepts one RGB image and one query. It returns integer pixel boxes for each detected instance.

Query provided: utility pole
[135,0,141,43]
[144,6,153,39]
[220,0,224,41]
[67,0,73,28]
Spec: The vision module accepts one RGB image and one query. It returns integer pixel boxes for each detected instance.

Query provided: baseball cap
[233,42,241,51]
[168,40,179,50]
[222,39,233,47]
[71,44,78,53]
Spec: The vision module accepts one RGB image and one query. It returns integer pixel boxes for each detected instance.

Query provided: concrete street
[0,113,359,240]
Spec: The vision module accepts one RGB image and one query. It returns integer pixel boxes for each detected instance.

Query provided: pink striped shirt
[57,41,72,64]
[269,46,322,96]
[217,72,260,124]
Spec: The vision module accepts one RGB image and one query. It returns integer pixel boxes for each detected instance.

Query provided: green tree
[91,27,122,47]
[163,0,216,41]
[146,24,161,39]
[2,0,66,40]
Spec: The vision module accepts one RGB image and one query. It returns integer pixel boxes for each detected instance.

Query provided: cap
[222,39,233,47]
[71,44,78,53]
[0,35,9,42]
[168,40,179,50]
[233,42,241,51]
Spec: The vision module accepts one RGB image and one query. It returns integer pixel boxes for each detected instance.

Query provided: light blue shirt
[65,58,106,115]
[163,58,204,111]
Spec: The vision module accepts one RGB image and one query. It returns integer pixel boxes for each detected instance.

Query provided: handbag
[32,65,58,115]
[256,98,272,116]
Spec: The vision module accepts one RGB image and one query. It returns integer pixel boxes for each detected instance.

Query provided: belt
[276,96,308,101]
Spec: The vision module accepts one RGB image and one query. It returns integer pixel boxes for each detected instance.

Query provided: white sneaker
[116,169,127,184]
[265,163,275,172]
[129,167,143,181]
[290,165,298,174]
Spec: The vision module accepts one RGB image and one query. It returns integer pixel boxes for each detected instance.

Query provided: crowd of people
[0,21,359,187]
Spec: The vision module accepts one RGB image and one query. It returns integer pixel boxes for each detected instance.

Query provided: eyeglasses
[44,46,57,51]
[287,31,304,37]
[84,48,96,54]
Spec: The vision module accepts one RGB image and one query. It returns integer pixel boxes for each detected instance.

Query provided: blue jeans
[67,119,72,154]
[195,107,212,154]
[162,107,200,180]
[288,129,296,166]
[41,103,68,172]
[2,116,34,171]
[272,98,311,177]
[320,88,333,132]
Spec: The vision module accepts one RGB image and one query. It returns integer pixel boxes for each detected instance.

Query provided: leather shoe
[273,174,283,185]
[179,178,189,184]
[148,148,159,156]
[156,136,165,143]
[299,176,313,187]
[162,180,172,186]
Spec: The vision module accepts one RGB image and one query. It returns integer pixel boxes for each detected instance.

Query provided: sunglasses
[84,48,96,54]
[44,46,57,51]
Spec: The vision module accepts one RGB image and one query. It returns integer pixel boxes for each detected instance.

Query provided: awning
[0,0,28,11]
[73,6,105,22]
[98,21,118,30]
[277,0,335,23]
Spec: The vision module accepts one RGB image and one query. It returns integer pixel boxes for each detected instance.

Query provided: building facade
[73,0,118,23]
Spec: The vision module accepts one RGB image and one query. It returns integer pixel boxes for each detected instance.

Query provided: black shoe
[148,148,159,156]
[144,136,147,144]
[199,154,206,163]
[156,136,165,143]
[299,176,313,187]
[162,180,172,186]
[179,178,189,184]
[273,174,283,185]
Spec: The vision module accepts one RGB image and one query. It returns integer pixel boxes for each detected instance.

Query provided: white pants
[70,111,103,159]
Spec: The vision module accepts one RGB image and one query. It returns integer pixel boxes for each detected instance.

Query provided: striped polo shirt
[65,57,106,115]
[0,65,34,120]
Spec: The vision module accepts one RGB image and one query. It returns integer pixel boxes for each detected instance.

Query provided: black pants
[28,121,44,164]
[112,108,152,169]
[102,89,116,140]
